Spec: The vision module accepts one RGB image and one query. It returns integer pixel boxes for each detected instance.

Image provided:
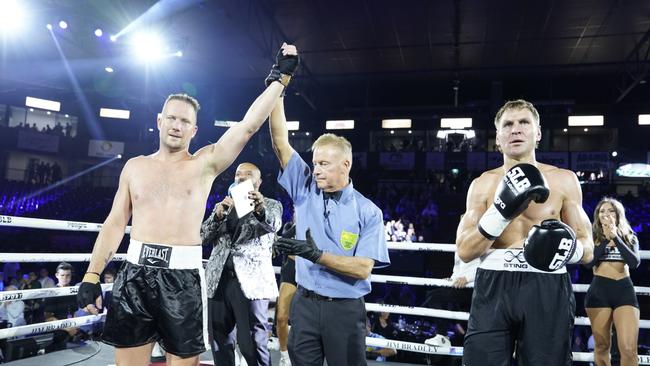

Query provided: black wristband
[478,225,498,241]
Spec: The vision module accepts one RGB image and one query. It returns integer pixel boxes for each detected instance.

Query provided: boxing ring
[2,215,650,365]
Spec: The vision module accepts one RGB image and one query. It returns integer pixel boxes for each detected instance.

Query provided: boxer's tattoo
[104,251,114,266]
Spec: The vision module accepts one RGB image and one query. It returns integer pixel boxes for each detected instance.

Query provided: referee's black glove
[275,228,322,263]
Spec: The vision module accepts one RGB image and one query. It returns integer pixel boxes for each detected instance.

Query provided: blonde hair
[593,197,636,246]
[311,133,353,161]
[163,93,201,114]
[494,99,540,128]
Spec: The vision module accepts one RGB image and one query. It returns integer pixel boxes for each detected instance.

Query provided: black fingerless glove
[265,46,300,89]
[77,273,103,310]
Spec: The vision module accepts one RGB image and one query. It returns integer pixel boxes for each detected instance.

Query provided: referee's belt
[297,285,348,302]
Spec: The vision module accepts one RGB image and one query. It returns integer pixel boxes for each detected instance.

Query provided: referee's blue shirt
[278,152,390,298]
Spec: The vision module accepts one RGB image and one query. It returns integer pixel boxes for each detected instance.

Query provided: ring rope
[3,281,646,329]
[2,254,649,295]
[0,253,128,263]
[2,215,649,259]
[0,215,131,234]
[0,312,647,365]
[0,313,106,339]
[2,215,649,352]
[272,266,650,294]
[365,302,650,329]
[364,337,650,364]
[0,284,113,302]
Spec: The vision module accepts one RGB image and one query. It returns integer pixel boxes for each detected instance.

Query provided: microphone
[227,182,237,197]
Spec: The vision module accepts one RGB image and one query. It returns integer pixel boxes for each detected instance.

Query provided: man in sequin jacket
[201,162,282,366]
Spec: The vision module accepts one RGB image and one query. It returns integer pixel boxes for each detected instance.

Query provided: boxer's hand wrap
[568,241,584,264]
[524,219,578,271]
[77,272,103,309]
[264,67,289,97]
[274,228,322,263]
[478,164,550,240]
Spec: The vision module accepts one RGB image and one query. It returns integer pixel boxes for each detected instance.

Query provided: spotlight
[110,34,117,42]
[563,128,568,132]
[0,0,26,34]
[390,130,394,134]
[58,20,68,29]
[116,154,122,159]
[105,66,114,73]
[46,111,51,115]
[408,130,412,134]
[612,151,618,157]
[305,132,310,136]
[65,114,69,118]
[94,28,103,37]
[29,108,34,112]
[175,50,183,57]
[46,24,53,30]
[148,128,154,132]
[583,128,589,132]
[131,32,166,62]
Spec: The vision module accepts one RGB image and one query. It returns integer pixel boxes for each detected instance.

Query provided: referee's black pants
[288,286,367,366]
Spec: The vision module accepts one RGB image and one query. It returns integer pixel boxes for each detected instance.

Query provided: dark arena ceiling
[1,0,650,128]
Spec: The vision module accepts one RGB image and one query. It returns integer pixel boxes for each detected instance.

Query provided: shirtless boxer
[76,43,299,366]
[456,99,594,366]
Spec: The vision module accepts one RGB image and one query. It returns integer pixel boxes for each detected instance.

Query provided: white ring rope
[2,313,647,364]
[1,215,649,353]
[0,284,113,302]
[4,269,646,328]
[5,255,647,295]
[366,336,462,357]
[364,337,650,364]
[2,214,649,259]
[2,253,650,295]
[387,241,650,260]
[365,302,650,329]
[368,273,650,296]
[0,215,131,234]
[0,313,106,339]
[0,253,128,263]
[274,266,650,294]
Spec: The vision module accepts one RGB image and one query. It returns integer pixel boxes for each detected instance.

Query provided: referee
[269,97,390,366]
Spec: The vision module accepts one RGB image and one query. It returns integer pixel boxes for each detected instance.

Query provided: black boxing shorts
[102,239,208,357]
[280,255,296,286]
[585,275,639,309]
[463,249,575,366]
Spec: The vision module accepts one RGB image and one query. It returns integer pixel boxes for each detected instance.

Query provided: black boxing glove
[524,219,584,272]
[265,44,300,88]
[77,272,103,310]
[478,164,550,240]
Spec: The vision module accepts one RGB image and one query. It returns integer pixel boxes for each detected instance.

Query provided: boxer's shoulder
[471,169,501,194]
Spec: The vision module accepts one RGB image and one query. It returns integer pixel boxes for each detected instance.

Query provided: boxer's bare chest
[129,158,209,211]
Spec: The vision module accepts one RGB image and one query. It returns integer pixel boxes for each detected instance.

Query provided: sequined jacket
[201,198,282,300]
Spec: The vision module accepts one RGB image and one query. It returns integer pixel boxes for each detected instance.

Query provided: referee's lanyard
[323,197,358,256]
